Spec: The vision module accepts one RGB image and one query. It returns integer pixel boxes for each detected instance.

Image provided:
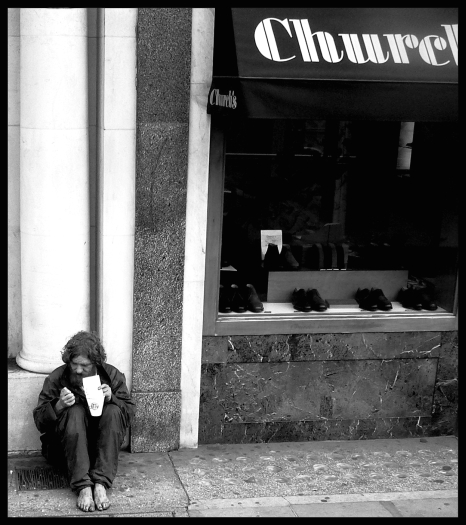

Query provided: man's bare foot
[77,486,95,512]
[93,483,110,511]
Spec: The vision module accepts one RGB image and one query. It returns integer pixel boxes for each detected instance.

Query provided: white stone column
[8,8,22,358]
[96,9,137,389]
[179,8,215,448]
[17,8,90,373]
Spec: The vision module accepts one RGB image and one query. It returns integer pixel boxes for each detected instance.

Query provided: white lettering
[254,18,458,67]
[209,89,237,110]
[255,18,295,61]
[442,24,458,65]
[419,35,449,66]
[339,33,389,64]
[297,20,344,63]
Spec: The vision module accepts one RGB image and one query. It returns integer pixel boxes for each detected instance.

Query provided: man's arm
[106,368,136,427]
[33,375,62,434]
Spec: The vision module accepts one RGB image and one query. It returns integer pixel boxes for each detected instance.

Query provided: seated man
[33,331,135,513]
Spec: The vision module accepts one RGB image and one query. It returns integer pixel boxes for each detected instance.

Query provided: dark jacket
[33,362,135,436]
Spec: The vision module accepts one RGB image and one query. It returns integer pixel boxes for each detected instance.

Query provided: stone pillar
[8,8,22,358]
[179,7,215,448]
[96,8,137,389]
[16,8,90,373]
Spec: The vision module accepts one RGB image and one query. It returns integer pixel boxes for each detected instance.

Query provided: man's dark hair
[61,331,107,367]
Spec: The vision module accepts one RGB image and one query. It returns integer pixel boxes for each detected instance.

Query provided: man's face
[68,355,96,388]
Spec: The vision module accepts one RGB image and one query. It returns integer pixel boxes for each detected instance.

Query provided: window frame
[202,117,458,336]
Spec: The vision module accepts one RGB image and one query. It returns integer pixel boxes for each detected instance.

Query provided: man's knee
[59,403,87,435]
[100,403,124,426]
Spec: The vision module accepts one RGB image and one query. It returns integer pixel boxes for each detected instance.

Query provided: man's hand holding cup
[101,384,112,403]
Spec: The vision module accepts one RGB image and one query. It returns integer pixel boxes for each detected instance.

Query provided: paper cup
[83,375,104,416]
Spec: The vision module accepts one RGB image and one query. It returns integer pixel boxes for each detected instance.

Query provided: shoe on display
[281,244,300,270]
[230,284,247,313]
[263,243,282,271]
[369,288,393,311]
[418,288,437,310]
[218,284,232,313]
[398,286,423,310]
[243,284,264,312]
[292,288,312,312]
[355,288,378,311]
[306,288,329,312]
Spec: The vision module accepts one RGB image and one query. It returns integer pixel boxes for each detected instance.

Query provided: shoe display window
[203,117,458,335]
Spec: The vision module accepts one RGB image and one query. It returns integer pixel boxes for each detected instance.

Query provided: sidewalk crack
[167,452,191,508]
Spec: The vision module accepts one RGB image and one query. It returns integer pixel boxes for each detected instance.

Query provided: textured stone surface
[137,8,191,124]
[431,331,458,436]
[199,417,433,445]
[170,437,458,500]
[202,332,443,364]
[131,392,181,452]
[201,360,436,424]
[132,8,191,451]
[132,123,189,392]
[199,332,457,444]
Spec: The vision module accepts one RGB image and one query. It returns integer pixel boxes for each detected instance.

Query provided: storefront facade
[197,8,458,444]
[8,8,457,454]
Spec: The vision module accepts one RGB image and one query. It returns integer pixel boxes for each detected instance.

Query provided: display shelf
[218,301,449,319]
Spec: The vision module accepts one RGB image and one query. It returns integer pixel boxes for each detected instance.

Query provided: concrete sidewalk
[8,436,458,517]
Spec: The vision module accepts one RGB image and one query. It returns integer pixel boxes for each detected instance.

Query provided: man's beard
[68,367,97,388]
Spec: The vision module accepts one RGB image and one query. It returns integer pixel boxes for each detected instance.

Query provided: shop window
[203,118,458,335]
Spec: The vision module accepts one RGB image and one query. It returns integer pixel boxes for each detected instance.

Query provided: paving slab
[391,497,458,517]
[8,451,187,517]
[292,501,394,517]
[189,505,297,517]
[169,437,458,502]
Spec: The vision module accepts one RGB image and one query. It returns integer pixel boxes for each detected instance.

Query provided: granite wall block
[137,8,192,124]
[132,8,192,451]
[131,392,181,452]
[133,123,188,393]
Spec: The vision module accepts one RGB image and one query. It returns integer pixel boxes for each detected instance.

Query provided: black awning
[208,8,458,121]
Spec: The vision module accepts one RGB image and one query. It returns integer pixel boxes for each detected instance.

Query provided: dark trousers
[55,403,126,492]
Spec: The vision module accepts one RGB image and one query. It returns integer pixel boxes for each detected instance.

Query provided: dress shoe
[263,243,282,271]
[306,289,329,311]
[369,288,393,311]
[355,288,377,311]
[292,288,312,312]
[243,284,264,312]
[418,288,437,310]
[230,284,247,313]
[218,284,232,313]
[280,244,300,270]
[398,286,422,310]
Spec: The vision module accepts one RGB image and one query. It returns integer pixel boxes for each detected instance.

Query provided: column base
[16,352,63,374]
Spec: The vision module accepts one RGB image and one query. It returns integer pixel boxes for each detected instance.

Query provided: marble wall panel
[431,330,458,436]
[202,332,442,363]
[200,359,436,425]
[199,417,431,445]
[199,331,457,444]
